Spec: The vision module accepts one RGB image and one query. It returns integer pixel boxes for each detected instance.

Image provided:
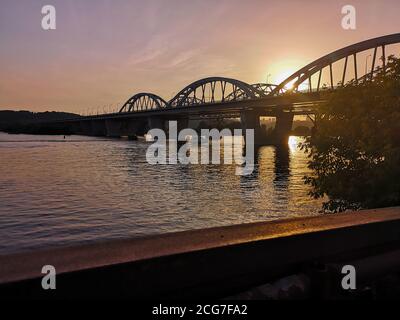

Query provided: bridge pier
[105,119,143,138]
[91,120,107,136]
[80,120,93,136]
[147,117,190,140]
[167,118,189,141]
[146,117,166,141]
[69,121,82,135]
[147,117,165,131]
[105,119,122,138]
[122,119,142,139]
[177,118,189,132]
[274,112,294,145]
[240,111,266,145]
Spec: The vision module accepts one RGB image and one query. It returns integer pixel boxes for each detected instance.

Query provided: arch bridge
[58,33,400,144]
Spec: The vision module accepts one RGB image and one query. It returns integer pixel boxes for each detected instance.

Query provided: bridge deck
[52,93,323,123]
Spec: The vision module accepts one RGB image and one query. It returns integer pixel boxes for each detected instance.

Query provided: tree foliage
[302,56,400,213]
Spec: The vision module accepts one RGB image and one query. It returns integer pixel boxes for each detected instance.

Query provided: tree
[302,56,400,213]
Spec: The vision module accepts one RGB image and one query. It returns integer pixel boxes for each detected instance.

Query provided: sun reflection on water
[288,136,301,153]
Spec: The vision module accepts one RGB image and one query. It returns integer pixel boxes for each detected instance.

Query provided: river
[0,132,323,254]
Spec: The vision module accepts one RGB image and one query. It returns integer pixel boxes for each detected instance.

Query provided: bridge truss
[118,33,400,114]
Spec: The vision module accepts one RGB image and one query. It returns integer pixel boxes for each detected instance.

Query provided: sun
[265,59,305,90]
[273,70,294,86]
[271,69,299,90]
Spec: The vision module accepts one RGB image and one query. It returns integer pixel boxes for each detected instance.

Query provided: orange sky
[0,0,399,114]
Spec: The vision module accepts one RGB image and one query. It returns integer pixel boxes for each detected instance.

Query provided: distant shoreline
[0,110,80,135]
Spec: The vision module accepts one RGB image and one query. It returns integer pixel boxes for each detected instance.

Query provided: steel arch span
[119,93,169,113]
[116,34,400,114]
[270,33,400,95]
[224,83,286,101]
[168,77,262,108]
[251,83,281,95]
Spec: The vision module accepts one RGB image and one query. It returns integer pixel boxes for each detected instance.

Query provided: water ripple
[0,132,323,254]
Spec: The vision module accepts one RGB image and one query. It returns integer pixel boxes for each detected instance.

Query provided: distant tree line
[0,110,79,134]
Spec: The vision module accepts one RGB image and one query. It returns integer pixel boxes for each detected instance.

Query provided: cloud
[165,49,202,68]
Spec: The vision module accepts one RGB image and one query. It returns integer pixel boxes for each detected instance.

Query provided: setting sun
[273,70,295,88]
[265,59,306,90]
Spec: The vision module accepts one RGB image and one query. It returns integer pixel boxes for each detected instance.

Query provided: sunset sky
[0,0,399,114]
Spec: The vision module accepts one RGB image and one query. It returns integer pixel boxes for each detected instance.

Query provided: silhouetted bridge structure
[50,33,400,144]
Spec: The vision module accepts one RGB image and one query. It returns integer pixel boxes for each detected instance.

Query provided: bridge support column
[80,120,93,136]
[120,119,142,139]
[145,117,166,141]
[165,118,189,141]
[147,117,165,131]
[177,118,189,132]
[240,111,266,145]
[69,121,82,135]
[105,119,122,138]
[274,112,294,145]
[91,120,107,136]
[133,120,148,137]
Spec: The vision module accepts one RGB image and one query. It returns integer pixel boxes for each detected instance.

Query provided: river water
[0,132,323,254]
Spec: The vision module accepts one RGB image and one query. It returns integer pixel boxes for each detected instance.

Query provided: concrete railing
[1,207,400,299]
